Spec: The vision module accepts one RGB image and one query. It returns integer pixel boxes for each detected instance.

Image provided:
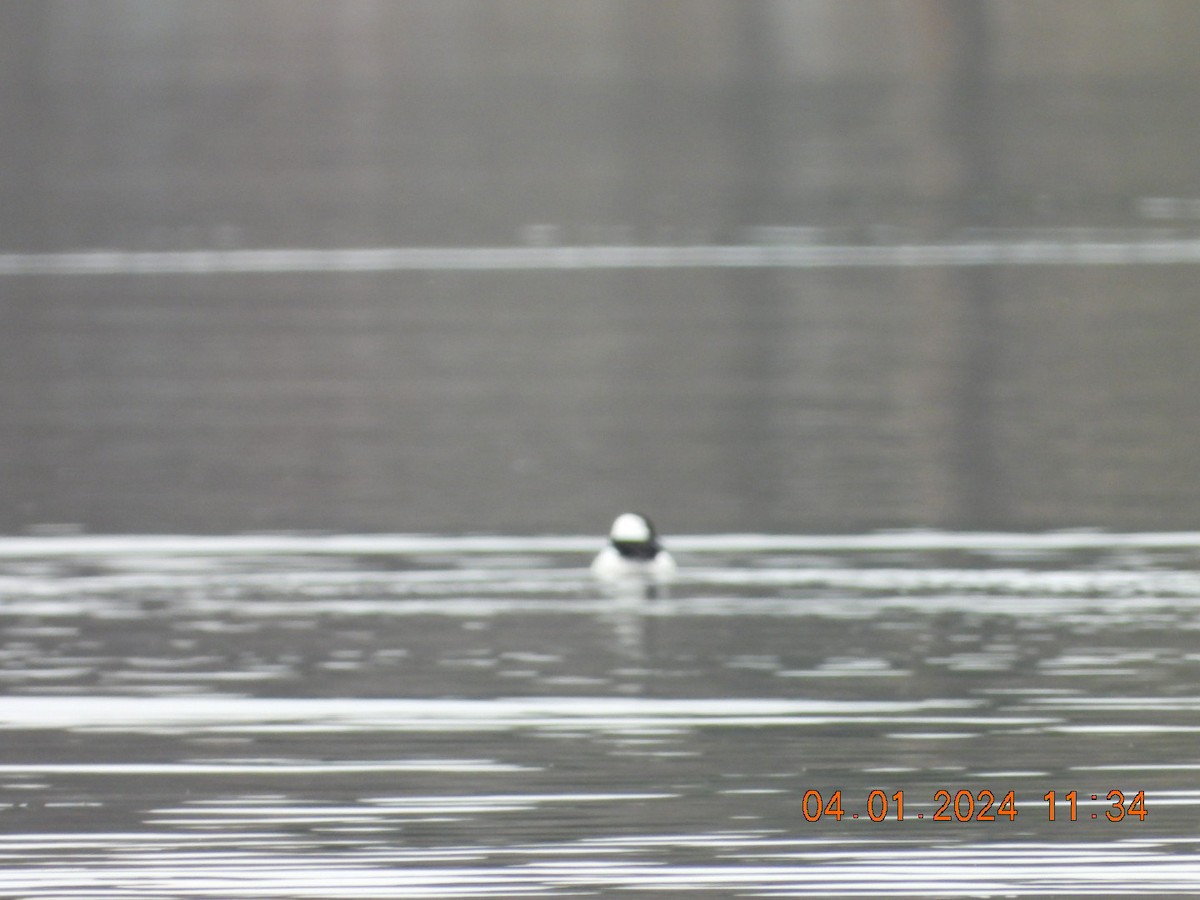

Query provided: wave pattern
[0,532,1195,897]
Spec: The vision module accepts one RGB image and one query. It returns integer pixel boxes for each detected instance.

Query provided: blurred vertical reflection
[939,1,1005,528]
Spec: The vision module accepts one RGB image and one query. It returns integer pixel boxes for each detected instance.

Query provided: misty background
[3,0,1200,536]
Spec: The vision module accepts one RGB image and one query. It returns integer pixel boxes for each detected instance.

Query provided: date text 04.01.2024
[801,789,1147,823]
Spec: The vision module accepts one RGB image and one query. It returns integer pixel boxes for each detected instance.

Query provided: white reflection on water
[0,760,529,775]
[0,695,987,734]
[0,532,1196,897]
[0,835,1194,898]
[2,529,1200,556]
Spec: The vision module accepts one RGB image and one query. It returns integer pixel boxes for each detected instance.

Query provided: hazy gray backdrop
[3,0,1200,535]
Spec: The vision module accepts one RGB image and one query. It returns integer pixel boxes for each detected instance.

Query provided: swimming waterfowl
[590,512,676,580]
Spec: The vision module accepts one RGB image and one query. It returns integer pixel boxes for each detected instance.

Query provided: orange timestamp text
[800,789,1147,823]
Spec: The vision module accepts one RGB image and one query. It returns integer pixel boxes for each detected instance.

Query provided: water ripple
[0,532,1191,897]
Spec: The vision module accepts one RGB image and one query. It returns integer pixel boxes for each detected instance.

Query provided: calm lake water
[0,532,1197,897]
[3,4,1200,896]
[5,2,1200,536]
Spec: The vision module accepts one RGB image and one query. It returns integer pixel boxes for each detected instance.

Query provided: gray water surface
[4,5,1200,895]
[0,532,1195,897]
[5,2,1200,536]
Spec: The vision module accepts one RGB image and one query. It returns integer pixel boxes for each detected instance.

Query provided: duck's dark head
[609,512,662,560]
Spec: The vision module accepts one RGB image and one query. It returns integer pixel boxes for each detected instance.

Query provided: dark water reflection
[3,2,1200,535]
[0,534,1198,896]
[7,264,1200,536]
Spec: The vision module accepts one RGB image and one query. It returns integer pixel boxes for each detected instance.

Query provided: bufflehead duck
[591,512,676,580]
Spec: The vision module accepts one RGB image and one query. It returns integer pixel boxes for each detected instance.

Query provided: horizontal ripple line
[0,696,981,733]
[4,530,1200,558]
[4,240,1200,275]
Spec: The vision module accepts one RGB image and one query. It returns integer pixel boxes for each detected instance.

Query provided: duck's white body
[590,513,676,581]
[590,545,676,580]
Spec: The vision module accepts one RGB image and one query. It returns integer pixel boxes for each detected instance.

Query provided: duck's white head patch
[610,512,653,543]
